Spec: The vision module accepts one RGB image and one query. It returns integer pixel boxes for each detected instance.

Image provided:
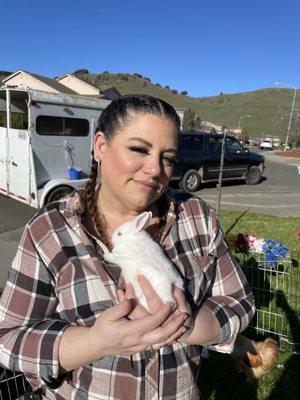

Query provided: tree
[171,89,178,94]
[238,128,249,142]
[73,68,89,74]
[181,90,188,95]
[182,109,196,131]
[194,116,202,130]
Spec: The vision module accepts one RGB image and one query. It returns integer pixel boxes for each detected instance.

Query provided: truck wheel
[179,170,201,192]
[245,166,262,185]
[46,186,73,204]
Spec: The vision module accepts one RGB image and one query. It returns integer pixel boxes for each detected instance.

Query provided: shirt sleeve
[202,207,256,353]
[0,224,71,386]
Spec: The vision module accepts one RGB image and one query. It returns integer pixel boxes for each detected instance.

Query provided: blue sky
[2,0,299,97]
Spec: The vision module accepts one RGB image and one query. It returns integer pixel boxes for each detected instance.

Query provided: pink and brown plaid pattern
[0,189,255,399]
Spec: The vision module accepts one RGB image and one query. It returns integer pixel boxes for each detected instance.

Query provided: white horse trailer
[0,88,110,208]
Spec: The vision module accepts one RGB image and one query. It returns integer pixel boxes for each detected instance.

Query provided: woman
[0,95,255,399]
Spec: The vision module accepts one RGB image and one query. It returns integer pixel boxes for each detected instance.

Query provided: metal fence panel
[236,250,300,352]
[0,368,28,400]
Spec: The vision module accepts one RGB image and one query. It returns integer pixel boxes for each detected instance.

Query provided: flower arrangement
[226,232,288,268]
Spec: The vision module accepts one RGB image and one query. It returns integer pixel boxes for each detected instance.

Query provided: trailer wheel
[46,186,73,204]
[179,169,201,192]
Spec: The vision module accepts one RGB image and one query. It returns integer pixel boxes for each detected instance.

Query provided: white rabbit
[103,211,184,311]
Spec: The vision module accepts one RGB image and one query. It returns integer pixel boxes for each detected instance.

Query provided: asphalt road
[0,157,300,287]
[196,157,300,217]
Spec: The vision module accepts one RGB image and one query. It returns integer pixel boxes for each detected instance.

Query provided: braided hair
[84,94,180,249]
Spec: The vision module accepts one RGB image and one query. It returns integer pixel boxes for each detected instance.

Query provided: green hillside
[1,68,298,140]
[76,71,299,140]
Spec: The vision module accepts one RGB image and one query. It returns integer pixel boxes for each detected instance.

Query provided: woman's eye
[162,156,177,166]
[129,146,149,155]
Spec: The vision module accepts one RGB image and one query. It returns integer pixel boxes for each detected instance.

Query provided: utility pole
[274,82,297,151]
[216,126,227,218]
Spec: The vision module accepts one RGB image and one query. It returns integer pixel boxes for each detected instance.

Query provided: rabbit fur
[103,211,184,310]
[231,334,279,382]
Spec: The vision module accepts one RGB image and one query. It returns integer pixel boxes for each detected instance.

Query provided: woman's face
[94,113,178,213]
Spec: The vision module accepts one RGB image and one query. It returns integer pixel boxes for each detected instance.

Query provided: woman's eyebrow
[129,137,177,153]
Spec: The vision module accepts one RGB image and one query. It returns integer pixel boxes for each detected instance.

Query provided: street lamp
[238,114,251,128]
[274,82,297,151]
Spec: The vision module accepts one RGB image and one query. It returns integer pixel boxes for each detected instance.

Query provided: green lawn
[219,210,300,251]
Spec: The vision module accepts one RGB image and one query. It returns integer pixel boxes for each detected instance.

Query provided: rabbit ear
[132,211,152,232]
[112,211,152,240]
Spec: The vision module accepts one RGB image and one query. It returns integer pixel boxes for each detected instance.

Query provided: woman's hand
[117,276,193,349]
[88,298,188,358]
[59,299,188,372]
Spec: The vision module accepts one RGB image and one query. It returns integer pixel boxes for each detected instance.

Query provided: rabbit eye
[118,232,122,236]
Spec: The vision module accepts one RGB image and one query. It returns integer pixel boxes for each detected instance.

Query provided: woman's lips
[133,180,158,190]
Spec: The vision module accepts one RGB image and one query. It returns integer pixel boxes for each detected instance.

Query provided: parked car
[172,131,265,192]
[260,140,273,150]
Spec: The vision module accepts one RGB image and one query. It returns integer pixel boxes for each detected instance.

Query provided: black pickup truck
[172,131,265,192]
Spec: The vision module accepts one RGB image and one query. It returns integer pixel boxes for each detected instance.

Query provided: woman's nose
[144,156,161,177]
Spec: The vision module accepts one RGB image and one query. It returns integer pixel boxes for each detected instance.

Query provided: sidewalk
[261,150,300,169]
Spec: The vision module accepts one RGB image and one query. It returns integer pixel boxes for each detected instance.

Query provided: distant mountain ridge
[1,69,298,139]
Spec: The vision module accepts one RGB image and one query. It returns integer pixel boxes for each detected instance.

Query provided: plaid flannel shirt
[0,189,255,399]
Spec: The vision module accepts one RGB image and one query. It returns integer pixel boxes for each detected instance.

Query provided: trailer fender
[39,178,89,207]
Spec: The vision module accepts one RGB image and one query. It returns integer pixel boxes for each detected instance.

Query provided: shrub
[134,73,143,78]
[73,68,89,74]
[155,83,162,87]
[165,85,170,89]
[171,89,178,94]
[181,90,188,95]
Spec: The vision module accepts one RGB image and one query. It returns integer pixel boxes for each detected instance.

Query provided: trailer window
[0,111,28,129]
[36,116,89,136]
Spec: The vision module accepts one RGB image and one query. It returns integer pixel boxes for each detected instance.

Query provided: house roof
[56,73,100,93]
[3,70,77,95]
[56,74,121,100]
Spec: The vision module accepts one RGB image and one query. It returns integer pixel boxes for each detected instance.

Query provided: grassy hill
[76,71,298,140]
[1,68,298,139]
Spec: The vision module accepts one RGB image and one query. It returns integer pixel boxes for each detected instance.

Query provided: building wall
[58,75,99,95]
[4,72,58,93]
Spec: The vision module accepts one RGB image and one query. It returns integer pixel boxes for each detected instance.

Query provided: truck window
[36,115,89,136]
[207,137,222,154]
[225,137,244,153]
[179,135,203,151]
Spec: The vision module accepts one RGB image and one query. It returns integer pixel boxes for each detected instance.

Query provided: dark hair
[84,94,180,248]
[97,94,180,140]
